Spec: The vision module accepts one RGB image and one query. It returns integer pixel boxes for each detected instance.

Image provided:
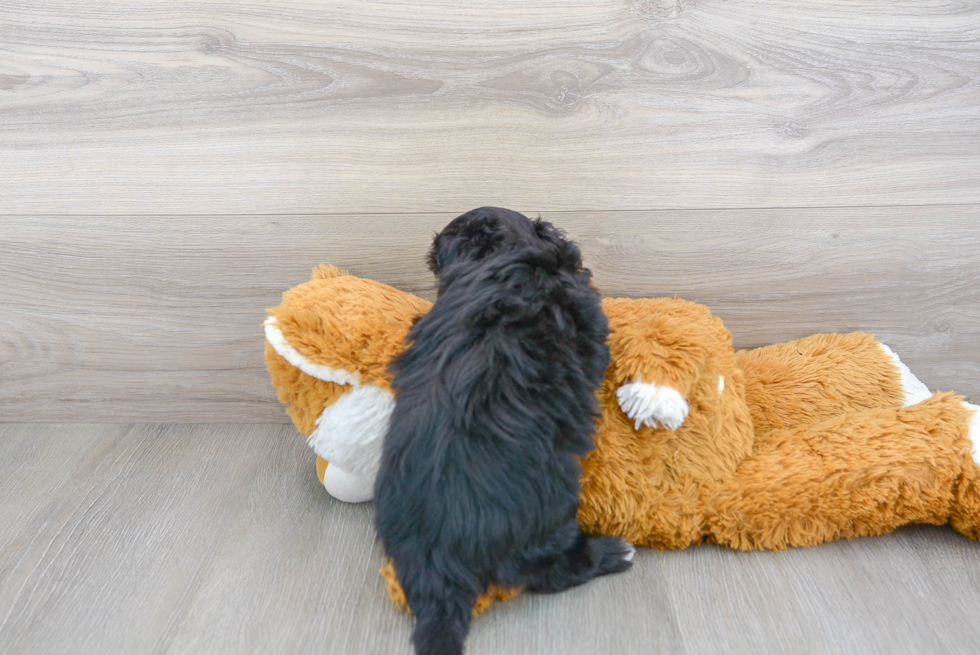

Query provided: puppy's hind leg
[399,563,476,655]
[499,520,634,594]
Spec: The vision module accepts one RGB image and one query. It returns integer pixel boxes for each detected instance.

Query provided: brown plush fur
[266,345,350,435]
[736,332,905,436]
[580,297,756,549]
[267,265,432,392]
[265,266,431,434]
[708,393,975,549]
[266,268,979,612]
[379,561,521,617]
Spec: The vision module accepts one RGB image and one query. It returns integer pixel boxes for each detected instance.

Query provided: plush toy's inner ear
[264,317,361,387]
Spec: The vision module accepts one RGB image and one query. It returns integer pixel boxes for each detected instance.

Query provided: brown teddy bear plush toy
[265,265,980,610]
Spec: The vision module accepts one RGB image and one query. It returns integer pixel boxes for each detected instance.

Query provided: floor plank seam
[2,201,979,218]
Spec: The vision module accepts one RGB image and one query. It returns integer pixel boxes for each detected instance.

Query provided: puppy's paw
[592,536,635,576]
[616,380,689,431]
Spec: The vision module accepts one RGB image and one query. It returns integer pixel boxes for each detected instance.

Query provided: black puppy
[375,207,633,655]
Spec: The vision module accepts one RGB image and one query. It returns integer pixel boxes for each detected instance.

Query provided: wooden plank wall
[1,0,978,420]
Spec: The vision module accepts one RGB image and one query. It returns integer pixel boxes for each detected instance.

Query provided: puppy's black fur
[375,207,633,655]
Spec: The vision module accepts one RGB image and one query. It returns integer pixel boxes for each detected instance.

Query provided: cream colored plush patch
[308,383,394,477]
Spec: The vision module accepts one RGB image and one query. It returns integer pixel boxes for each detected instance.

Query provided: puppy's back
[376,227,611,655]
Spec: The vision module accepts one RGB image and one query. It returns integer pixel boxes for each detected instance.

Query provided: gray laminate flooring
[2,423,979,655]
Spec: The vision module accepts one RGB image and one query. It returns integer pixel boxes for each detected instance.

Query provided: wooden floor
[2,1,979,653]
[2,423,979,655]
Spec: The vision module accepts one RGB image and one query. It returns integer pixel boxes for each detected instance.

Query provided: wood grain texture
[664,526,980,654]
[2,207,977,422]
[0,423,130,549]
[1,0,978,214]
[0,423,287,655]
[2,423,980,654]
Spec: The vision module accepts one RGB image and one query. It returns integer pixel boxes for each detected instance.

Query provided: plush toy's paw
[592,536,635,575]
[616,380,689,431]
[322,464,376,503]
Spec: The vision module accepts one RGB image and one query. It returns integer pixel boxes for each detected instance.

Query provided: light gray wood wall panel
[2,424,979,654]
[1,0,978,214]
[2,207,977,421]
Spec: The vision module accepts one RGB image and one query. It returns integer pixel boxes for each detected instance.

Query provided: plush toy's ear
[310,264,348,280]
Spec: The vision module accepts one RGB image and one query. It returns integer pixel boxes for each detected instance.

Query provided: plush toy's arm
[616,379,691,431]
[603,298,711,431]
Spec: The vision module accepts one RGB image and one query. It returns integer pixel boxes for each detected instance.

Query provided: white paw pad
[623,543,636,562]
[616,380,689,431]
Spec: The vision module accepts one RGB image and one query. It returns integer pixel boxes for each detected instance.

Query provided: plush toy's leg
[316,455,329,485]
[315,456,375,503]
[950,402,980,539]
[706,393,978,550]
[877,343,933,407]
[495,520,634,593]
[735,332,929,438]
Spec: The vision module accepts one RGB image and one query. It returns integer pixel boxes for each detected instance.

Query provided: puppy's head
[428,206,582,280]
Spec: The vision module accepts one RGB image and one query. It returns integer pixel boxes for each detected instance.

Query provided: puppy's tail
[409,584,473,655]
